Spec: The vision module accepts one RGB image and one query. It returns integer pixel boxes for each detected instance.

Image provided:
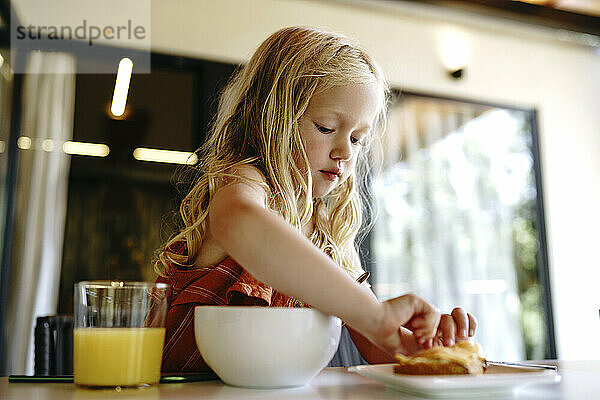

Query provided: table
[2,361,599,399]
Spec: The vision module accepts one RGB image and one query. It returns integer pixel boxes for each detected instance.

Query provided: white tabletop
[2,361,600,399]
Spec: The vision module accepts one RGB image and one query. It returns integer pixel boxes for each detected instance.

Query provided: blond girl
[155,26,476,372]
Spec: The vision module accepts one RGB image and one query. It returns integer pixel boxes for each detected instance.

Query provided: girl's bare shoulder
[214,164,269,209]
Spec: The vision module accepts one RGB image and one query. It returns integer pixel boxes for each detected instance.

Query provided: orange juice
[73,327,166,387]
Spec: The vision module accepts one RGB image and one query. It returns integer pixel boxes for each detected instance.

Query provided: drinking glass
[73,281,170,388]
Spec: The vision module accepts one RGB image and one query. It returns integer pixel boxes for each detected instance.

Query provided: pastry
[394,341,487,375]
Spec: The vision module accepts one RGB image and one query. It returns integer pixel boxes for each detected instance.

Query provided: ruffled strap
[226,267,273,306]
[161,256,274,307]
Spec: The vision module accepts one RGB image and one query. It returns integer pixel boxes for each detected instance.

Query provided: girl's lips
[319,170,339,182]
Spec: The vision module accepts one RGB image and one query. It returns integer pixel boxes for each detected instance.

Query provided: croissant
[394,341,487,375]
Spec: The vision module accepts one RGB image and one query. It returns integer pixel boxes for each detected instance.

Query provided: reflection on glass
[371,95,547,360]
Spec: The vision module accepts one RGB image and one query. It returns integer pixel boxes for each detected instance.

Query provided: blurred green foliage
[512,124,547,359]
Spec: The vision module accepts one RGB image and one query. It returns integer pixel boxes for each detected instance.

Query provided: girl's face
[298,83,379,198]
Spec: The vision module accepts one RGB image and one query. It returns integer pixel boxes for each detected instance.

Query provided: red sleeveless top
[155,242,306,372]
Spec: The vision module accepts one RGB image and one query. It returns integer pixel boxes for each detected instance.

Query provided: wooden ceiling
[405,0,600,36]
[518,0,600,17]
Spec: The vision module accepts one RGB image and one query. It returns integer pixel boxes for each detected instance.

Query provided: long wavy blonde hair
[156,26,389,279]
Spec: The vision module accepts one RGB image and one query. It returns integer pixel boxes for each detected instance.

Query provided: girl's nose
[330,137,352,161]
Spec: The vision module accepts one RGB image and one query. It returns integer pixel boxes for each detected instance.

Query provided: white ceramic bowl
[194,306,342,388]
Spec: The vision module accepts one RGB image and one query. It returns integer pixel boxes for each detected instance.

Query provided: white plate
[348,363,561,398]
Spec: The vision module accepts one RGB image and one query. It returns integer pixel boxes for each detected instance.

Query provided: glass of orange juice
[73,281,170,388]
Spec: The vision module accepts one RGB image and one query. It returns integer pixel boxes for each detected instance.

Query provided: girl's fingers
[467,312,478,337]
[409,317,438,338]
[438,314,456,346]
[398,302,478,352]
[413,333,429,345]
[411,326,429,340]
[403,294,440,338]
[412,324,439,347]
[410,294,441,327]
[398,327,423,355]
[382,294,442,352]
[377,295,439,354]
[451,307,469,340]
[408,318,431,329]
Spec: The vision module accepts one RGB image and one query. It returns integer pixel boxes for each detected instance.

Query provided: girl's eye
[314,122,334,134]
[351,136,364,146]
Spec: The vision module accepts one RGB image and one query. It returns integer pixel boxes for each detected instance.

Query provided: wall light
[63,141,110,157]
[110,58,133,117]
[42,139,54,152]
[133,147,198,165]
[17,136,32,150]
[439,29,469,79]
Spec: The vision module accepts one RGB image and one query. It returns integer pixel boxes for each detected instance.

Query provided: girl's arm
[208,167,439,354]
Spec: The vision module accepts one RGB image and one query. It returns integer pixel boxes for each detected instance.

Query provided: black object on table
[34,315,73,376]
[8,372,220,384]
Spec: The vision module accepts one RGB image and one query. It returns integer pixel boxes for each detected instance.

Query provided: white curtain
[372,98,531,360]
[5,52,76,374]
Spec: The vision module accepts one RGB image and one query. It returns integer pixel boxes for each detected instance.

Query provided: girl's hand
[367,293,440,355]
[435,307,478,347]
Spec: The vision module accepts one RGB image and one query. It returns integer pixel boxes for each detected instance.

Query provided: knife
[486,360,558,371]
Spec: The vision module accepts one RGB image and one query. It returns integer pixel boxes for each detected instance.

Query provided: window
[57,54,236,314]
[368,93,554,360]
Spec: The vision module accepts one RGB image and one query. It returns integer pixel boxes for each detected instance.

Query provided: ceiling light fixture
[110,57,133,117]
[63,141,110,157]
[133,147,198,165]
[17,136,32,150]
[42,139,54,152]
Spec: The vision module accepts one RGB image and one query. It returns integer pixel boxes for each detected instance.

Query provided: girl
[155,26,477,372]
